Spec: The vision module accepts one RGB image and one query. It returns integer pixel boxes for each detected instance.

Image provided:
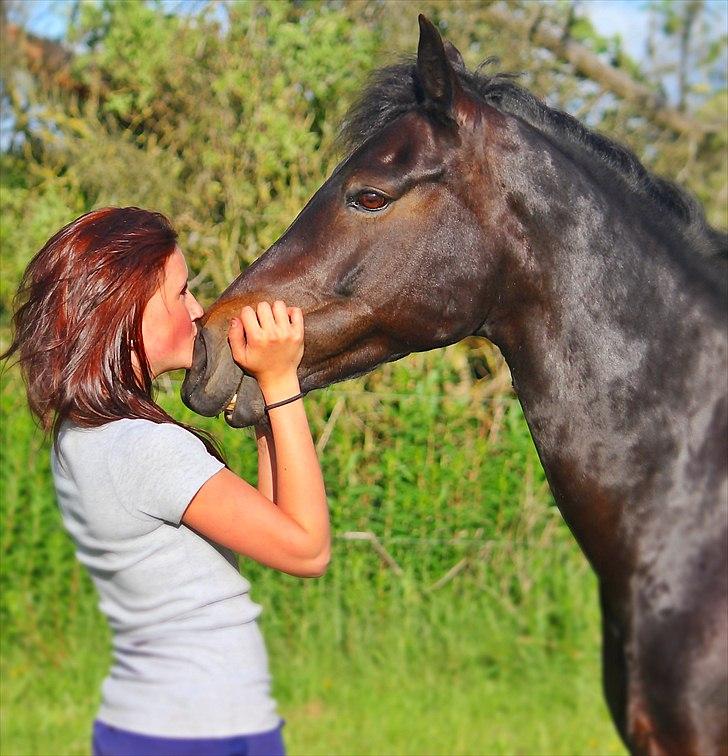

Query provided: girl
[3,206,329,756]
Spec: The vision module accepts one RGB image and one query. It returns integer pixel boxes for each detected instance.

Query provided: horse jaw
[222,328,409,428]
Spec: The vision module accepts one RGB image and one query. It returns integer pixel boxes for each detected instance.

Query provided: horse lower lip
[222,377,267,428]
[223,377,246,422]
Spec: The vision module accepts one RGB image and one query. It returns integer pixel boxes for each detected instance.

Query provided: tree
[1,0,725,324]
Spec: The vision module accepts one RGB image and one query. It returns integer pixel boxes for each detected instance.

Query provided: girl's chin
[151,342,196,376]
[153,357,194,377]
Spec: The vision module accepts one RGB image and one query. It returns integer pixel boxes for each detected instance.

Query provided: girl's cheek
[173,311,196,347]
[147,325,176,359]
[181,313,196,339]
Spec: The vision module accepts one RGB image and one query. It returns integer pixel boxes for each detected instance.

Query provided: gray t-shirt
[51,418,280,738]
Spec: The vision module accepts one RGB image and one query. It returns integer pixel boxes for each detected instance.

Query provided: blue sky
[13,0,663,50]
[14,0,69,39]
[4,2,724,154]
[17,0,214,38]
[583,0,653,59]
[18,0,728,57]
[12,0,728,95]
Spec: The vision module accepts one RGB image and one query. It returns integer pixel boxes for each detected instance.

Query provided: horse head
[182,16,524,427]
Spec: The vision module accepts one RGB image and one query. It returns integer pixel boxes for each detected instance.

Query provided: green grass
[1,579,623,755]
[0,349,626,755]
[266,564,623,756]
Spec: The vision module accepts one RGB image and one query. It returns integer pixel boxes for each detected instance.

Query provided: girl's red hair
[3,207,223,461]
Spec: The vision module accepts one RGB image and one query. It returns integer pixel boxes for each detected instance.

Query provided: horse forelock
[339,57,726,261]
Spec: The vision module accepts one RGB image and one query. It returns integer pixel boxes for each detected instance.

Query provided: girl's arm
[182,301,330,578]
[255,425,277,502]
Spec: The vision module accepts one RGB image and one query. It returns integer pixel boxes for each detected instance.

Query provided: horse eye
[354,191,389,211]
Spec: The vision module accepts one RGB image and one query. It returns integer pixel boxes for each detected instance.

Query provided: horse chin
[223,368,331,428]
[223,374,266,428]
[221,337,401,428]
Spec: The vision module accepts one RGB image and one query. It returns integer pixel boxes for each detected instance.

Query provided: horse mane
[340,58,727,260]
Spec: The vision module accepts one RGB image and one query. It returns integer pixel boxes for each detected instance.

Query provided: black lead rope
[263,391,307,414]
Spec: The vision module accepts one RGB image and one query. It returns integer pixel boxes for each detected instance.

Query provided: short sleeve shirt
[51,419,279,738]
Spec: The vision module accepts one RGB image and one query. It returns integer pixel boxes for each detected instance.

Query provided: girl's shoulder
[60,417,192,442]
[54,418,224,524]
[55,419,207,468]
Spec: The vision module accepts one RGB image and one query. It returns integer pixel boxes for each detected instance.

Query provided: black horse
[182,16,728,755]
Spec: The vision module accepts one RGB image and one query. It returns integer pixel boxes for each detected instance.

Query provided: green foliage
[0,154,87,323]
[0,2,723,752]
[58,0,382,293]
[0,354,625,754]
[646,0,728,109]
[2,0,725,326]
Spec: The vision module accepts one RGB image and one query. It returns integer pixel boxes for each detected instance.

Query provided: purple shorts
[92,720,286,756]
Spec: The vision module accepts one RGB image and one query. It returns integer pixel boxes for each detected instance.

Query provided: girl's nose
[189,294,204,320]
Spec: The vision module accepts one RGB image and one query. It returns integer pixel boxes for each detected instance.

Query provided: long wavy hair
[2,206,224,463]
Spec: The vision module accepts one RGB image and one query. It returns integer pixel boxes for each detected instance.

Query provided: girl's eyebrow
[180,279,189,293]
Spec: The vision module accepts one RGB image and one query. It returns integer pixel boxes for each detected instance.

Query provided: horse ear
[416,15,458,113]
[416,16,474,125]
[444,40,465,71]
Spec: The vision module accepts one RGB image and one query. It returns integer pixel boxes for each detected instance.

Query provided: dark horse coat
[183,16,728,755]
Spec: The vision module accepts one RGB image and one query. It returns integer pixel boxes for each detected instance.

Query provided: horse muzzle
[181,326,244,418]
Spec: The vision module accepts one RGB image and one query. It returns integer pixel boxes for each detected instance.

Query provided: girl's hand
[227,301,304,390]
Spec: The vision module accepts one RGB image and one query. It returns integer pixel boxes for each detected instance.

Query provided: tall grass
[0,346,625,755]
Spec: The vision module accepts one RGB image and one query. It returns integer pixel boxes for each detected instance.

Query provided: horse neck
[482,173,726,596]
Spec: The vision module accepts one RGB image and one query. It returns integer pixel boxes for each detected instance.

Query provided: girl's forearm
[259,376,329,561]
[255,425,277,501]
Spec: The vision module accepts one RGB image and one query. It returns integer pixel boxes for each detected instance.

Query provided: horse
[181,16,728,755]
